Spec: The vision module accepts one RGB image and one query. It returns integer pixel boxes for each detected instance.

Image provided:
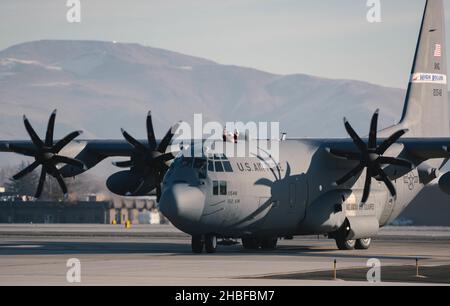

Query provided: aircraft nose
[159,183,205,227]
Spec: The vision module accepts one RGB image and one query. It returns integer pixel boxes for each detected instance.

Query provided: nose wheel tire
[242,238,259,249]
[260,237,278,250]
[205,234,217,253]
[191,235,204,254]
[355,238,372,250]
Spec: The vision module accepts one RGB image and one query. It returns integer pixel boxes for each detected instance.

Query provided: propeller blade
[373,165,396,197]
[52,130,83,153]
[45,109,57,147]
[335,162,365,186]
[52,155,86,169]
[131,177,146,195]
[156,184,162,202]
[376,129,408,155]
[146,111,157,151]
[368,109,379,149]
[157,121,181,153]
[112,160,133,168]
[361,168,372,203]
[121,129,148,152]
[23,115,44,148]
[284,163,291,179]
[343,118,367,152]
[254,178,274,187]
[54,171,68,196]
[155,152,175,164]
[12,161,40,180]
[7,144,36,157]
[328,148,361,160]
[161,163,170,172]
[35,167,46,198]
[377,156,413,169]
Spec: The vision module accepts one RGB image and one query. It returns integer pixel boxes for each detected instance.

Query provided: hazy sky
[1,0,449,88]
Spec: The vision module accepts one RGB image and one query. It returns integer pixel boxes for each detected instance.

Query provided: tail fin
[399,0,449,137]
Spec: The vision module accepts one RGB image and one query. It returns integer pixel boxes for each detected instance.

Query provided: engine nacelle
[439,172,450,195]
[106,170,155,196]
[301,190,350,234]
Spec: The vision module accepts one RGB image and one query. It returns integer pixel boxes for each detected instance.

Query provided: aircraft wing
[0,139,133,157]
[321,138,450,162]
[0,139,154,176]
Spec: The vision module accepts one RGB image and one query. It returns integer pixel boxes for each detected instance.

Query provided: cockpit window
[213,181,219,195]
[223,161,233,172]
[208,160,214,172]
[194,158,207,179]
[215,161,224,172]
[220,181,227,195]
[193,158,206,169]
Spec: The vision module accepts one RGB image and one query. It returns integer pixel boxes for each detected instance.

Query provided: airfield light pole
[333,259,337,280]
[416,258,419,277]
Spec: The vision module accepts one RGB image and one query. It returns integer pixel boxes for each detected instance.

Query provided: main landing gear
[332,226,372,250]
[191,234,217,254]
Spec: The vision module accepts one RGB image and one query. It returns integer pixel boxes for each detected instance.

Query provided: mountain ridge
[0,39,443,144]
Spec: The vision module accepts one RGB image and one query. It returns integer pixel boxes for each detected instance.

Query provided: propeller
[113,111,180,201]
[330,109,413,203]
[7,110,85,198]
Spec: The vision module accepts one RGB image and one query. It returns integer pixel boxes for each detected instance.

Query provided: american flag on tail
[434,44,442,57]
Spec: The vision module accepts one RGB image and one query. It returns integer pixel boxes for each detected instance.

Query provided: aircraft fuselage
[159,139,426,238]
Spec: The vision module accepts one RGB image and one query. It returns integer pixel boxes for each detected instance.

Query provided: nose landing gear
[191,235,204,254]
[191,234,217,254]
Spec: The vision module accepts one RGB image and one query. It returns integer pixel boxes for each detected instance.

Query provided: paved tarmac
[0,224,449,286]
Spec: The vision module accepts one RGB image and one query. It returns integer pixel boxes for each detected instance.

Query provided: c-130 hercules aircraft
[2,0,450,253]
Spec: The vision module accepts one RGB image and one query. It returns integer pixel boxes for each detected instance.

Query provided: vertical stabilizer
[400,0,449,137]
